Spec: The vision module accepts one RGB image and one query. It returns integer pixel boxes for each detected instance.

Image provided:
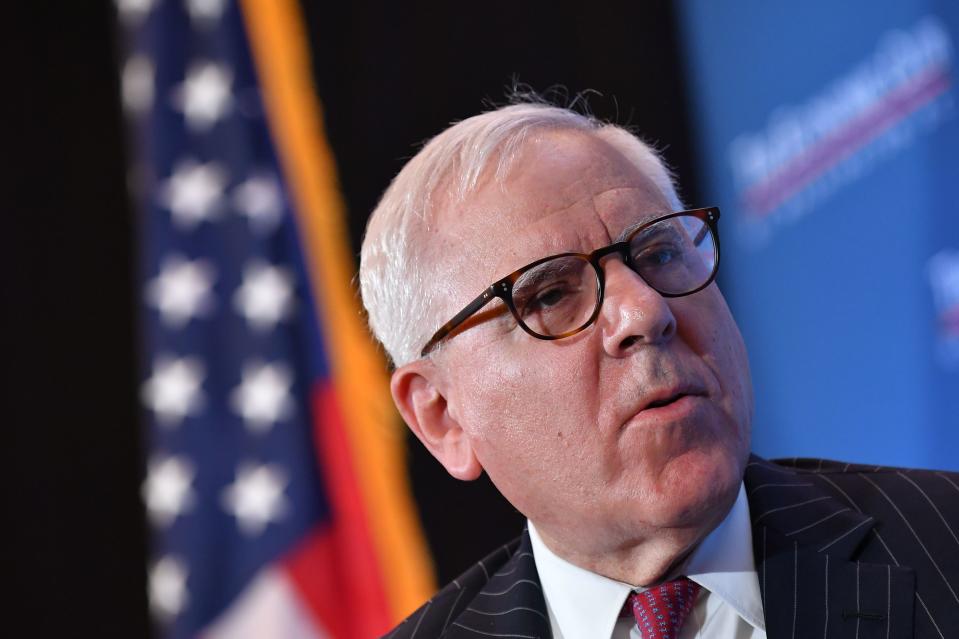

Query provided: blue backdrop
[677,1,959,469]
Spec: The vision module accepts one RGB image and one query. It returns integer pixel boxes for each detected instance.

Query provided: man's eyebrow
[514,258,580,288]
[615,214,665,242]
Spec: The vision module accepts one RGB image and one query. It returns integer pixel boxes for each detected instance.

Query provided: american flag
[118,0,433,636]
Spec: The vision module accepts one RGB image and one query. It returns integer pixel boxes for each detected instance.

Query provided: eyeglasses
[420,207,721,357]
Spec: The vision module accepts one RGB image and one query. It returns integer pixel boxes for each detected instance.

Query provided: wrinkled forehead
[428,130,673,294]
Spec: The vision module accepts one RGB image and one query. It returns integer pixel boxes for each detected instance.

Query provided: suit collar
[444,529,551,639]
[744,455,876,560]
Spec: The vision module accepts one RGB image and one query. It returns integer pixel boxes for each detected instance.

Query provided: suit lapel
[444,530,552,639]
[745,456,915,638]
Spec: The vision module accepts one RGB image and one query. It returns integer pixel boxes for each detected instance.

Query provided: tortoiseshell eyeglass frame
[419,207,721,357]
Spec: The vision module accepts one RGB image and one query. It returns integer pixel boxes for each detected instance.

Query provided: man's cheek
[478,367,569,438]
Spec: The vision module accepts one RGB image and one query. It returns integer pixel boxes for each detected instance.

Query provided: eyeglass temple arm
[691,207,719,246]
[693,224,709,246]
[420,285,501,356]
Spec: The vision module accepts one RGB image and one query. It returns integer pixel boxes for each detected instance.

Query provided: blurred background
[7,0,958,637]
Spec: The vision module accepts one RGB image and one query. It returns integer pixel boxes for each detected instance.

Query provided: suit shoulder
[769,457,887,474]
[771,457,959,527]
[381,538,521,639]
[770,456,959,479]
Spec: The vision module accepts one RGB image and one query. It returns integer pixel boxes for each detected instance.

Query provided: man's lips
[617,377,709,431]
[621,389,706,431]
[639,385,706,413]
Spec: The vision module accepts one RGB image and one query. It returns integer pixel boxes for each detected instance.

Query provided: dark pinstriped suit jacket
[385,456,959,638]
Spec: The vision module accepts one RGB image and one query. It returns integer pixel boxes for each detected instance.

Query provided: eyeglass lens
[510,214,716,338]
[511,256,597,337]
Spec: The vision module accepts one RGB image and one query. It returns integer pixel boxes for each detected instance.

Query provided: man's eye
[532,287,566,309]
[517,282,573,316]
[634,243,681,268]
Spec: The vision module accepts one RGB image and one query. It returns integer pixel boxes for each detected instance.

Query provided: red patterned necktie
[628,578,701,639]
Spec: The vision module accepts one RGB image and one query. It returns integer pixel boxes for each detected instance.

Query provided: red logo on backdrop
[929,249,959,369]
[728,17,954,247]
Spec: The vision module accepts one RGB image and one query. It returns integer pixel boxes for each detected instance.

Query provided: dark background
[6,1,697,635]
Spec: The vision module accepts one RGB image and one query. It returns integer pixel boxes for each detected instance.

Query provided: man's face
[423,130,753,559]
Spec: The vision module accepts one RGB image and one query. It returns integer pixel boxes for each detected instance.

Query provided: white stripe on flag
[203,567,330,639]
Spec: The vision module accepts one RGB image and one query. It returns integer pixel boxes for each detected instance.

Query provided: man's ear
[391,359,482,481]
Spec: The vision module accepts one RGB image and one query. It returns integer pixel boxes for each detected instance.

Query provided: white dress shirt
[528,483,766,639]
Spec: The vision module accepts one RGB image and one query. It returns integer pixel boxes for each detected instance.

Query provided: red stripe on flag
[284,380,392,639]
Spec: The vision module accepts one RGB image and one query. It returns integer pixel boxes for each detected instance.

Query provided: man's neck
[531,495,736,586]
[534,527,702,586]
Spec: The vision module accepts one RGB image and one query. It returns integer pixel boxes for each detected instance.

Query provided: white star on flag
[122,55,155,115]
[160,159,227,229]
[172,61,233,131]
[185,0,228,25]
[143,455,197,527]
[142,356,206,426]
[221,462,291,536]
[149,555,189,619]
[233,173,283,234]
[145,255,216,327]
[116,0,156,26]
[229,361,294,432]
[233,260,295,330]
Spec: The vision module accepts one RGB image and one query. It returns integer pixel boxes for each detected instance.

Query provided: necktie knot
[627,577,701,639]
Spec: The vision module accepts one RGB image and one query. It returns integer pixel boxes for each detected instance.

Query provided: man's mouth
[633,382,712,423]
[645,392,688,410]
[619,382,708,431]
[641,385,704,412]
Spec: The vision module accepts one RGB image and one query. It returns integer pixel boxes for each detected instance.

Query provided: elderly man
[360,102,959,639]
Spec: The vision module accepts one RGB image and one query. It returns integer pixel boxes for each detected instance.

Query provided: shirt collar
[527,482,765,639]
[528,519,633,639]
[686,482,765,631]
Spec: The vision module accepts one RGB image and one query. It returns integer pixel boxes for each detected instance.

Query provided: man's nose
[599,259,677,355]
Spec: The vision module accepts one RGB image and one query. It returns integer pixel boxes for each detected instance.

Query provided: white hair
[359,102,684,367]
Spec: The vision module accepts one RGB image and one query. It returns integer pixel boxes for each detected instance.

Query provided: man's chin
[644,448,744,528]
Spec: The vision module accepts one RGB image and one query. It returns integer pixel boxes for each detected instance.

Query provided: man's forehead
[446,144,665,249]
[499,130,660,204]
